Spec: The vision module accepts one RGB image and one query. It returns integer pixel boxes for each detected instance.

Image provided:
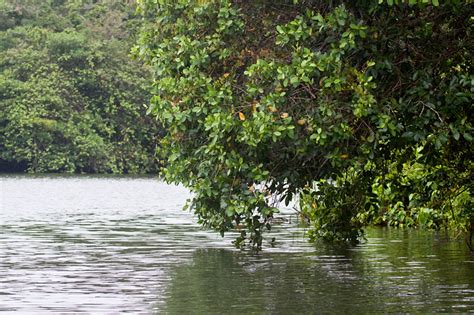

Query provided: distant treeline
[0,0,161,173]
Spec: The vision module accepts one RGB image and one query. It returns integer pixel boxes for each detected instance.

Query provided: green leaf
[453,131,460,141]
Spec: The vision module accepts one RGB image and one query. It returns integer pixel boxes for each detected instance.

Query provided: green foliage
[377,0,465,6]
[0,0,161,173]
[136,0,473,248]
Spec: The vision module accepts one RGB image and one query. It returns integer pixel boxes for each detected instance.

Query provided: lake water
[1,175,473,313]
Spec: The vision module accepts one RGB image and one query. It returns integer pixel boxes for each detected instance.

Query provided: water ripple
[1,175,473,313]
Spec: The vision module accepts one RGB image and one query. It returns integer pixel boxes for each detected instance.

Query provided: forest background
[0,0,161,174]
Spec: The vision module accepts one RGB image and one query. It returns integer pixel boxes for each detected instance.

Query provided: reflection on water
[1,175,473,313]
[164,233,474,314]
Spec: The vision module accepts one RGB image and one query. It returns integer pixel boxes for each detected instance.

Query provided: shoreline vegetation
[135,0,473,249]
[0,0,161,174]
[1,0,472,249]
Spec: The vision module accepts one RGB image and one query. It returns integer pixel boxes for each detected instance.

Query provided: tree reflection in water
[162,229,474,314]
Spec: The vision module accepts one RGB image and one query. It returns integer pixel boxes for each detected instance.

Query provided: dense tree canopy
[0,0,161,173]
[136,0,473,248]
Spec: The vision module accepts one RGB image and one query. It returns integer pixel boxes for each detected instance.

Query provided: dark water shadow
[160,229,474,314]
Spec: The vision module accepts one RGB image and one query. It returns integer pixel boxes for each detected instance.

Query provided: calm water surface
[1,175,473,313]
